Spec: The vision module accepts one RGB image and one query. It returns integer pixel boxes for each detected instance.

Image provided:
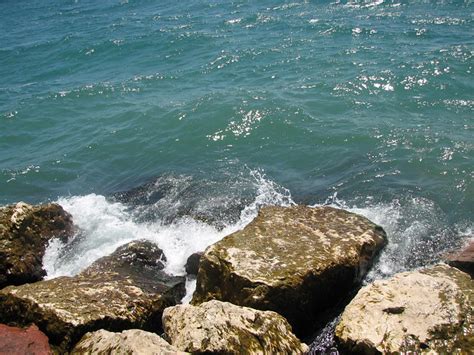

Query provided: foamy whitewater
[43,171,298,300]
[43,170,472,303]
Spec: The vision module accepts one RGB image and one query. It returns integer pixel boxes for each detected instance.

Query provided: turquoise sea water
[1,1,473,286]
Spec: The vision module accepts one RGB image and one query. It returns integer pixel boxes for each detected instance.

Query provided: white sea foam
[44,172,461,301]
[43,171,294,302]
[312,192,466,282]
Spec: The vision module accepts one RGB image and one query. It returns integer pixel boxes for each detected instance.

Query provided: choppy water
[1,0,473,323]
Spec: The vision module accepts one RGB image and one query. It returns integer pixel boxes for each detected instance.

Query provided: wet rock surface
[335,264,474,354]
[184,252,203,276]
[81,240,177,294]
[71,329,187,354]
[446,239,474,277]
[0,240,185,352]
[0,323,52,355]
[162,300,308,354]
[0,202,74,289]
[192,205,387,336]
[112,174,250,229]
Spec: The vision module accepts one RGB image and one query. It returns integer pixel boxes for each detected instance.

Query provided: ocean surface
[1,0,473,310]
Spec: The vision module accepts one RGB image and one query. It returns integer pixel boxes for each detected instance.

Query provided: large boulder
[192,205,387,336]
[0,240,185,352]
[71,329,188,354]
[0,202,74,288]
[0,323,52,354]
[335,264,474,354]
[162,300,308,354]
[446,239,474,277]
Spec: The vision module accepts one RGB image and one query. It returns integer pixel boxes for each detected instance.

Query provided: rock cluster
[0,240,185,352]
[192,205,387,336]
[2,199,471,354]
[0,202,74,288]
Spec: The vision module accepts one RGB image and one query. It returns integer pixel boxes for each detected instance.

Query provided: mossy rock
[0,240,185,353]
[192,205,387,336]
[162,300,308,354]
[335,264,474,354]
[0,202,74,289]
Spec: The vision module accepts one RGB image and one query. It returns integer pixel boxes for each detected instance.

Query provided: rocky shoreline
[0,202,472,354]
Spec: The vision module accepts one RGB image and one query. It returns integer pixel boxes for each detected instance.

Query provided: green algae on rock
[0,202,74,289]
[0,240,185,353]
[191,205,387,336]
[72,329,188,354]
[335,264,474,354]
[163,300,308,354]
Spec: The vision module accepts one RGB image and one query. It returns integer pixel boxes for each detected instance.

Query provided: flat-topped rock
[192,205,387,336]
[0,240,185,352]
[0,202,74,288]
[72,329,188,355]
[163,300,308,354]
[335,264,474,354]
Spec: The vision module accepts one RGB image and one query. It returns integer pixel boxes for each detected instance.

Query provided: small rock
[0,323,52,354]
[335,264,474,354]
[0,240,185,352]
[0,202,75,289]
[162,300,308,354]
[192,205,387,336]
[71,329,188,354]
[446,239,474,277]
[184,252,203,275]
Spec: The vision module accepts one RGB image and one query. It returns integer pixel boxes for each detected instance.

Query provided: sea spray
[315,192,468,282]
[43,170,294,281]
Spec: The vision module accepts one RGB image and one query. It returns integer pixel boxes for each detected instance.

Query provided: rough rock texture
[446,239,474,277]
[192,205,387,336]
[72,329,187,354]
[163,300,308,354]
[0,202,74,288]
[0,240,185,352]
[0,323,52,354]
[185,252,203,276]
[335,264,474,354]
[80,240,178,295]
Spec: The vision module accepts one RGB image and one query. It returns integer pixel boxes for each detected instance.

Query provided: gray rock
[72,329,188,354]
[0,202,74,289]
[335,264,474,354]
[0,240,185,352]
[162,300,308,354]
[192,205,387,336]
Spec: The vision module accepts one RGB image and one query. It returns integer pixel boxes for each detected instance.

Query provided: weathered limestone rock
[72,329,188,354]
[185,252,203,276]
[0,202,74,288]
[446,239,474,277]
[163,300,308,354]
[335,264,474,354]
[0,240,185,352]
[0,323,52,354]
[192,205,387,336]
